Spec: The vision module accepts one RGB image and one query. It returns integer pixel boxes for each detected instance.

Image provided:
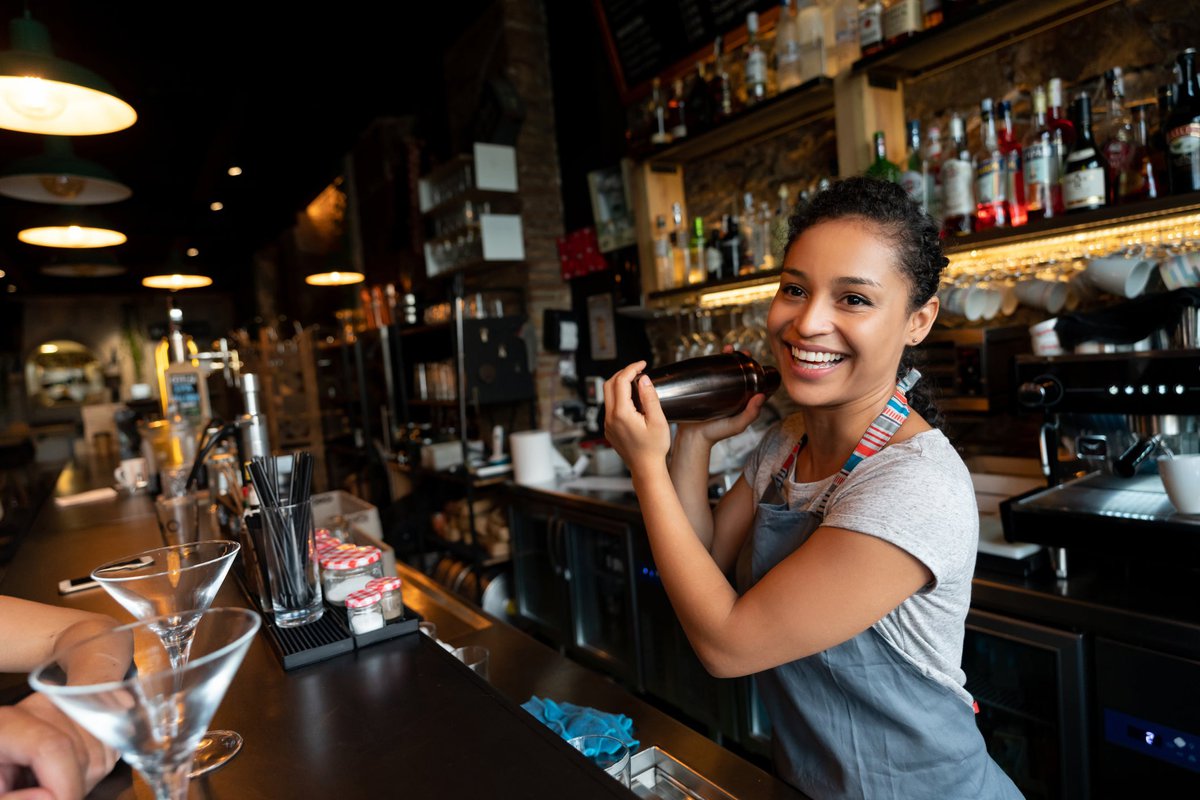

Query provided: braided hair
[785,176,947,427]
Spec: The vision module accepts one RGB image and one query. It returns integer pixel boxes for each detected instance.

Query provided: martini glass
[92,540,244,776]
[29,607,261,800]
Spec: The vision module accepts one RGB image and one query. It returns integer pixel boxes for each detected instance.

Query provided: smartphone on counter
[57,555,153,595]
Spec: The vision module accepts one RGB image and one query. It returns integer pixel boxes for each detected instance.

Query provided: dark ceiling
[0,1,490,297]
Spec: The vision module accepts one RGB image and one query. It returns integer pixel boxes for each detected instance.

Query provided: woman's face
[767,218,938,409]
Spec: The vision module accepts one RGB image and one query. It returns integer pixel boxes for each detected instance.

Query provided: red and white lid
[314,528,333,541]
[366,576,402,593]
[320,546,381,571]
[345,588,382,609]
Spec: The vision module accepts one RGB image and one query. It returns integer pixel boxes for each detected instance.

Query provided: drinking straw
[249,452,317,612]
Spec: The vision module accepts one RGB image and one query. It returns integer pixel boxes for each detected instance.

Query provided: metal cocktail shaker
[634,352,781,422]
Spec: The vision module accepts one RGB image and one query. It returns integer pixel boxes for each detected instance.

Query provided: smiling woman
[603,178,1022,799]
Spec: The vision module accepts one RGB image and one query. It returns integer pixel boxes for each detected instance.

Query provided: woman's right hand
[675,394,767,447]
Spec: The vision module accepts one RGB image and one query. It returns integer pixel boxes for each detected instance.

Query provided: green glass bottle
[865,131,901,183]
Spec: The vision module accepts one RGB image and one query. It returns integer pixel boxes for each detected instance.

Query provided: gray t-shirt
[741,414,978,705]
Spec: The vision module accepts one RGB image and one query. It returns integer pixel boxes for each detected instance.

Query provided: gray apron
[736,371,1022,799]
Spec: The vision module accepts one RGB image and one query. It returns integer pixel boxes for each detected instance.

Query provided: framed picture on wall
[587,162,637,253]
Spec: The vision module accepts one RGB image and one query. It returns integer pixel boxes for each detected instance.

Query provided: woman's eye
[782,284,807,297]
[844,294,872,306]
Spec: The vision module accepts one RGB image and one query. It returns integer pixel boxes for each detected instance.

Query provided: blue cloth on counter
[521,696,639,754]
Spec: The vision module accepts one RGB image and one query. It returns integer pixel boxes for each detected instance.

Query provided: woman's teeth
[790,347,845,369]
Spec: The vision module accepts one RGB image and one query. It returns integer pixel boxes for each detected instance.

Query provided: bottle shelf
[852,0,1120,80]
[941,191,1200,255]
[635,77,834,165]
[393,460,510,490]
[648,268,783,304]
[420,188,522,223]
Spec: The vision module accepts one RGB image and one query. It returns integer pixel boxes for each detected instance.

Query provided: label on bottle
[941,158,974,217]
[1167,123,1200,155]
[883,0,922,40]
[974,158,1005,204]
[1062,165,1106,210]
[859,4,882,48]
[1004,150,1023,207]
[747,50,767,88]
[899,170,924,204]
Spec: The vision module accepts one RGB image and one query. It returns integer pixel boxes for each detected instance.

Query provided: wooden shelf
[851,0,1120,81]
[421,188,521,222]
[635,77,834,165]
[942,191,1200,255]
[648,268,783,304]
[427,258,524,281]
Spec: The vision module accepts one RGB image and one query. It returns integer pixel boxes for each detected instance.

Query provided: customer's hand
[0,702,92,800]
[18,692,117,792]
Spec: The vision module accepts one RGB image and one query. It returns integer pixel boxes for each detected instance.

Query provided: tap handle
[1114,434,1161,478]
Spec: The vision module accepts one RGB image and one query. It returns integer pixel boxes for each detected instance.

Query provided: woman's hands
[603,361,672,477]
[603,361,767,477]
[2,692,118,798]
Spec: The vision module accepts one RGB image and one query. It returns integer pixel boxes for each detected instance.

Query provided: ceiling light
[40,250,124,277]
[0,13,136,135]
[39,343,58,354]
[0,137,131,204]
[142,273,212,290]
[209,201,223,211]
[186,247,199,257]
[305,270,364,286]
[19,222,125,248]
[227,166,242,176]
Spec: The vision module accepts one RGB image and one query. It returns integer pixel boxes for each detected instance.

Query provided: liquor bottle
[1101,67,1134,205]
[922,0,943,28]
[711,37,736,119]
[758,201,776,270]
[1119,103,1160,202]
[974,98,1008,230]
[776,0,804,92]
[1047,77,1075,148]
[866,131,901,182]
[832,0,861,72]
[744,12,768,106]
[739,193,758,274]
[1166,48,1200,194]
[940,112,974,236]
[685,60,715,134]
[771,184,792,265]
[705,228,724,282]
[719,214,741,279]
[653,215,674,290]
[1062,94,1108,213]
[796,0,827,84]
[882,0,922,48]
[650,78,671,146]
[671,202,694,284]
[997,100,1026,226]
[923,123,944,222]
[668,78,688,140]
[689,217,708,285]
[1023,85,1064,221]
[859,0,884,58]
[898,119,925,207]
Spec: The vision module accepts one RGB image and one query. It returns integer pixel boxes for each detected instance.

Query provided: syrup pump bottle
[633,352,781,422]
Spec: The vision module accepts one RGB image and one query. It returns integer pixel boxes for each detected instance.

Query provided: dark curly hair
[785,176,948,426]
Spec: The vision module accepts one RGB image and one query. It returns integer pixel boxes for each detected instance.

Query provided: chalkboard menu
[594,0,776,99]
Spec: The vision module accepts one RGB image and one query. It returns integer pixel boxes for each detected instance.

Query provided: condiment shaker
[633,352,781,422]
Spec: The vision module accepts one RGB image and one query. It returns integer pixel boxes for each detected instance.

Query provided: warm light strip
[945,210,1200,278]
[698,279,779,308]
[18,224,125,247]
[305,270,364,286]
[141,273,212,290]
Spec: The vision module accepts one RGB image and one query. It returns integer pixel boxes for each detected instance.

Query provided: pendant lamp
[0,136,131,204]
[142,249,212,290]
[305,269,364,286]
[40,250,124,277]
[17,205,125,248]
[0,12,136,135]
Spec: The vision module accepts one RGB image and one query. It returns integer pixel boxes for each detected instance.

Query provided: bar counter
[0,456,804,799]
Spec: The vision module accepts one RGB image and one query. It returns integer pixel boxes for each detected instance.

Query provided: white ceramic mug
[942,287,987,321]
[1014,279,1068,314]
[1159,252,1200,290]
[113,457,148,491]
[1085,252,1154,298]
[1028,318,1063,356]
[1158,455,1200,515]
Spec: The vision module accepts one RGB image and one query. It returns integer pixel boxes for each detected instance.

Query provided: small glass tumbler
[155,494,201,547]
[258,500,324,627]
[567,735,632,786]
[452,645,489,680]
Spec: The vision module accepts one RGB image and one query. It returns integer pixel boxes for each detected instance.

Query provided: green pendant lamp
[0,11,136,135]
[0,136,131,204]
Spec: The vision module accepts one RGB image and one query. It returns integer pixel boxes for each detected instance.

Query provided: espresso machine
[1004,351,1200,577]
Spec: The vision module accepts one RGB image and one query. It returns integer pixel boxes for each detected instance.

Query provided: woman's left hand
[603,361,672,477]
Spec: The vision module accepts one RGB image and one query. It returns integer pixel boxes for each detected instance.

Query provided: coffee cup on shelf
[1014,279,1068,314]
[113,457,148,492]
[1085,249,1154,299]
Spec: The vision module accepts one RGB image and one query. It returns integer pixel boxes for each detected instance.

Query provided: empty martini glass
[92,540,244,775]
[29,607,260,800]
